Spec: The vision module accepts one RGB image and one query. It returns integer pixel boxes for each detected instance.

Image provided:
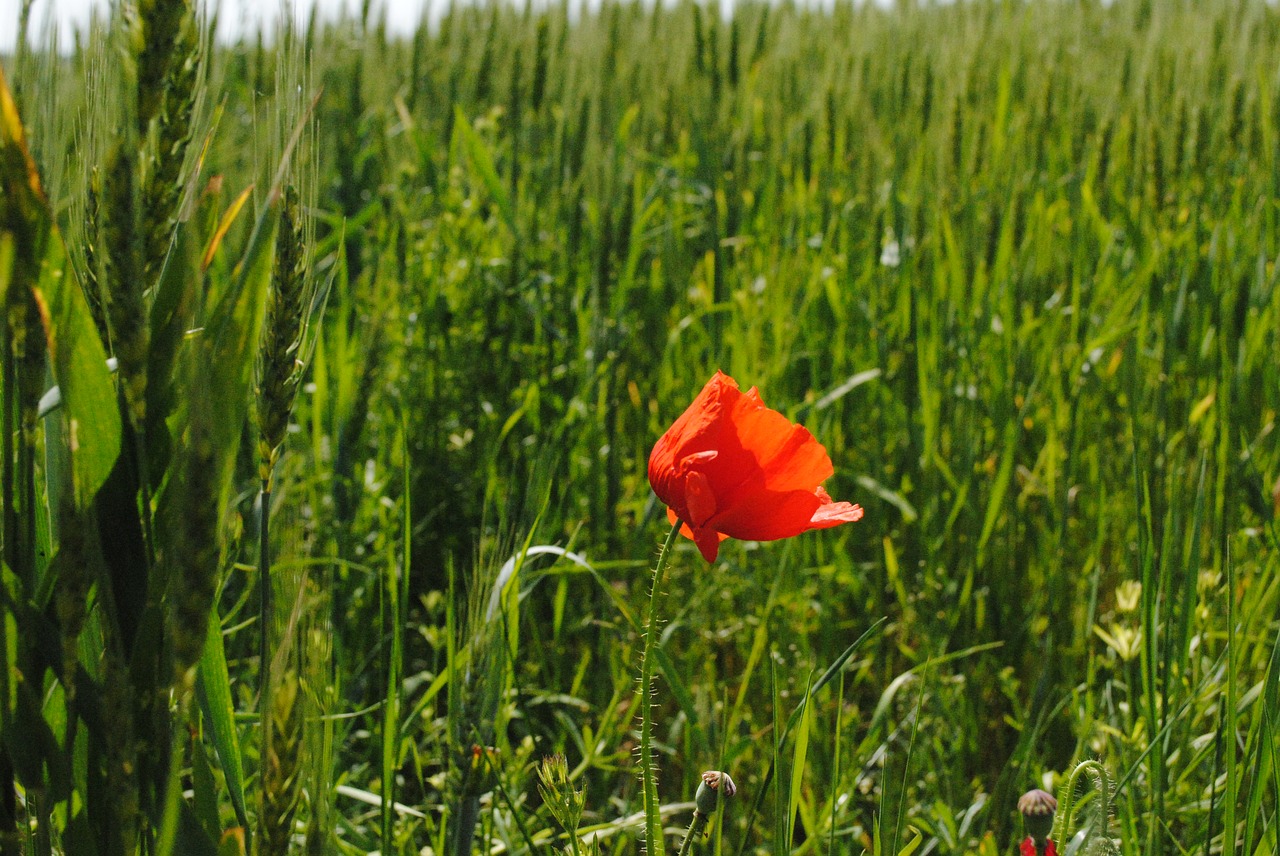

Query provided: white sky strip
[0,0,428,52]
[1,0,764,53]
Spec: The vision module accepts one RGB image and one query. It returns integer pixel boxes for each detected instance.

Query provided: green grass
[1,0,1279,853]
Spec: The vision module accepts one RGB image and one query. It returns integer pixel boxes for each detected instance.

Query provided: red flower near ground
[648,371,864,562]
[1020,838,1058,856]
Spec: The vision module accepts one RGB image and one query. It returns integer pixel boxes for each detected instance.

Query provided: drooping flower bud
[695,771,737,816]
[1018,789,1058,846]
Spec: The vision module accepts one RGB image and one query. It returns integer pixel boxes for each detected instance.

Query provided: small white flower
[880,239,901,268]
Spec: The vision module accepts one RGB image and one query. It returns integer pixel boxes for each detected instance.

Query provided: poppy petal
[650,372,738,465]
[809,499,864,528]
[752,424,833,492]
[716,388,833,493]
[648,376,737,508]
[684,470,717,526]
[667,507,729,546]
[706,488,824,541]
[692,525,724,563]
[649,371,863,563]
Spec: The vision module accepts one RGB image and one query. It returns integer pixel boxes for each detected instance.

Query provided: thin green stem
[568,825,583,856]
[828,671,844,853]
[258,477,274,856]
[677,812,708,856]
[1,343,20,854]
[259,481,274,702]
[637,520,682,856]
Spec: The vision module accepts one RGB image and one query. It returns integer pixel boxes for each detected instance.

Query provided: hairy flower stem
[1050,760,1116,855]
[637,520,682,856]
[676,812,709,856]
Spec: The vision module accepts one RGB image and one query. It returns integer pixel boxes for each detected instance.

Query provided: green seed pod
[1019,788,1057,845]
[695,771,736,816]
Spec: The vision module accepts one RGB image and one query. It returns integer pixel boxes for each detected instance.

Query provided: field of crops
[1,0,1278,853]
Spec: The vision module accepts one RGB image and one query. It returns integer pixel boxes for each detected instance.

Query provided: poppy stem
[676,811,709,856]
[636,520,682,856]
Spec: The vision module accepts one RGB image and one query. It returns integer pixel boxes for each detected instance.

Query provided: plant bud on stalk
[1019,789,1058,856]
[678,772,736,856]
[694,771,736,816]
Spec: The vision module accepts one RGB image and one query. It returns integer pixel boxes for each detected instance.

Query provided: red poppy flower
[1020,838,1058,856]
[648,371,864,562]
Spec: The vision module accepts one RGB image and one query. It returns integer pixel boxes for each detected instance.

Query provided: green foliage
[3,0,1280,853]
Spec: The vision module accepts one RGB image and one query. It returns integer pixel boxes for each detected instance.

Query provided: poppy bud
[695,771,737,815]
[1018,789,1057,846]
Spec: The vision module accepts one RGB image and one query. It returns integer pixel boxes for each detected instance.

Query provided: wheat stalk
[101,143,149,430]
[258,669,304,855]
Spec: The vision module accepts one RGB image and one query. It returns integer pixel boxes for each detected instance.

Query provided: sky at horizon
[0,0,433,53]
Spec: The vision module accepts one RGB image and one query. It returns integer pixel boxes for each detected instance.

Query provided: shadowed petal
[730,390,833,491]
[692,526,724,563]
[684,470,717,526]
[668,507,729,549]
[708,488,824,541]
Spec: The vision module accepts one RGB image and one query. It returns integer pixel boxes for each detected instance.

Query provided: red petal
[728,392,833,493]
[707,488,824,541]
[679,380,833,509]
[667,507,728,548]
[684,470,717,526]
[648,372,737,471]
[648,373,738,509]
[692,526,723,563]
[650,372,862,560]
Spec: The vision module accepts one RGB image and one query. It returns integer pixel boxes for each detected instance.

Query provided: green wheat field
[1,0,1278,853]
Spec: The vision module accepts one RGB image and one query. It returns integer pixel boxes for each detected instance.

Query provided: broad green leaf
[145,217,201,482]
[41,229,121,508]
[197,608,250,834]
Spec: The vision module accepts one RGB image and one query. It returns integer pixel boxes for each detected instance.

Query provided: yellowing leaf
[202,185,254,271]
